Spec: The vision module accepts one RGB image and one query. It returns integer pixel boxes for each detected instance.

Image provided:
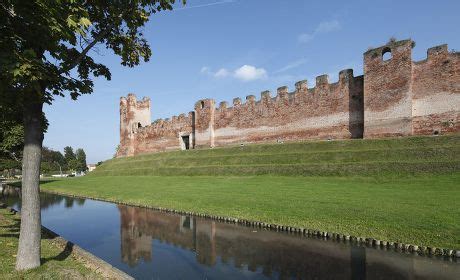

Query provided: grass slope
[94,135,460,176]
[40,135,460,249]
[0,209,102,280]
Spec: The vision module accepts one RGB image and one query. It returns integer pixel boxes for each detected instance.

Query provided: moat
[2,188,458,279]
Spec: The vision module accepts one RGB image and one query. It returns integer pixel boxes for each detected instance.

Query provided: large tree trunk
[16,88,44,270]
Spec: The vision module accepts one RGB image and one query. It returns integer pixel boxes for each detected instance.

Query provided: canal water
[1,187,458,279]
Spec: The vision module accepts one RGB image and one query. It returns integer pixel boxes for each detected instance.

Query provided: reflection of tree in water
[75,198,85,206]
[64,197,74,208]
[41,193,86,210]
[1,188,85,210]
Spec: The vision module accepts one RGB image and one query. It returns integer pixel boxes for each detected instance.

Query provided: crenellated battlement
[117,39,459,157]
[121,93,151,109]
[200,69,361,114]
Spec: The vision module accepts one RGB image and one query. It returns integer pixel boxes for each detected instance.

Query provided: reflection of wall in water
[119,206,153,267]
[117,205,459,279]
[117,205,354,278]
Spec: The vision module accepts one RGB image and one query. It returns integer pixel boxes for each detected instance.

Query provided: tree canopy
[0,0,185,105]
[75,148,87,172]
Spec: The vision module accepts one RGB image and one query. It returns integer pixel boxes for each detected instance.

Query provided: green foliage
[63,146,75,163]
[0,0,186,104]
[62,146,87,172]
[0,158,21,171]
[0,0,187,171]
[40,147,65,173]
[75,148,87,172]
[0,86,24,162]
[40,161,59,174]
[0,124,23,159]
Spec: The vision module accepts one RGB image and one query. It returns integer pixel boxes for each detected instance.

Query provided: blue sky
[43,0,460,163]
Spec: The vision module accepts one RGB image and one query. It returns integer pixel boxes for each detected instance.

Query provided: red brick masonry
[117,39,460,157]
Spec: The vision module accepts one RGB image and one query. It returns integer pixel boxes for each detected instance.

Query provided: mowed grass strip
[105,134,460,163]
[41,174,460,250]
[0,208,102,280]
[93,161,459,177]
[94,135,460,176]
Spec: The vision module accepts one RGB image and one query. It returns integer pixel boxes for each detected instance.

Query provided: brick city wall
[117,39,460,157]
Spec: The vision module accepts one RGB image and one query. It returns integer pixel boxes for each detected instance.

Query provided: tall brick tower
[194,99,216,148]
[118,94,151,157]
[363,39,413,138]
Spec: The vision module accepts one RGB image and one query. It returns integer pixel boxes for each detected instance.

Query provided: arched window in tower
[382,47,392,61]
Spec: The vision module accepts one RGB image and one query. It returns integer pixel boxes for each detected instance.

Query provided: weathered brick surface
[118,94,151,157]
[364,40,413,138]
[117,39,460,157]
[412,45,460,135]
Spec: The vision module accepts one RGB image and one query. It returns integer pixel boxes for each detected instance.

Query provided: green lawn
[0,208,102,280]
[93,135,459,176]
[41,173,460,250]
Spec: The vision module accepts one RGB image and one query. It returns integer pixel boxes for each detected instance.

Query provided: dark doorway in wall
[181,135,190,150]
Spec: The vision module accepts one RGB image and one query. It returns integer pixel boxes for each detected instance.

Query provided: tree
[0,0,185,270]
[41,147,65,174]
[63,146,76,170]
[75,148,87,173]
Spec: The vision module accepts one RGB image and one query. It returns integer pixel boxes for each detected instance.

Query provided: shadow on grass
[41,242,74,264]
[0,215,20,238]
[40,179,60,186]
[1,212,74,264]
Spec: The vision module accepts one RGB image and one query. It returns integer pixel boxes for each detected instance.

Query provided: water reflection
[1,185,85,210]
[117,205,459,280]
[2,187,458,279]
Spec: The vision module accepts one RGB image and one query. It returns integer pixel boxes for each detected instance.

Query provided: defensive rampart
[117,39,459,157]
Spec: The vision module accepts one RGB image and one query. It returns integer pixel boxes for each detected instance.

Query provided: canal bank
[0,207,107,279]
[0,195,133,280]
[2,190,459,279]
[37,172,460,255]
[37,135,460,252]
[40,188,459,260]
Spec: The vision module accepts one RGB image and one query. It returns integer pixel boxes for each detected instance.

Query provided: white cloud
[200,65,267,82]
[298,20,341,44]
[233,65,267,81]
[214,68,230,78]
[274,58,308,74]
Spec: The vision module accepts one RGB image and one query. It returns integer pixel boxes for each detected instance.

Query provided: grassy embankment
[40,135,460,249]
[0,208,102,279]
